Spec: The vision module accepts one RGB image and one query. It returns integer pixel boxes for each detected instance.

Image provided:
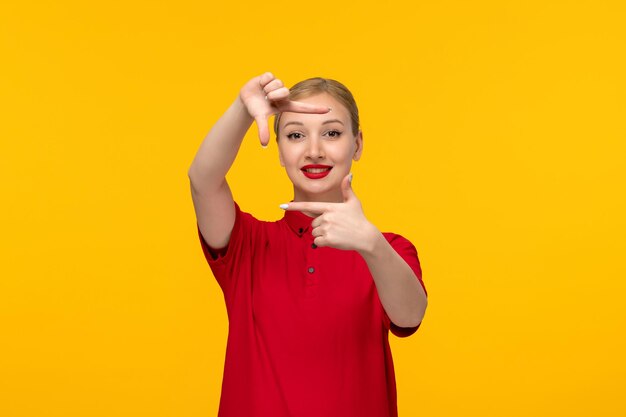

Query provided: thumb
[341,172,355,202]
[255,115,270,147]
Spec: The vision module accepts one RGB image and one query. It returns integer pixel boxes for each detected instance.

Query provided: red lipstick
[301,164,333,179]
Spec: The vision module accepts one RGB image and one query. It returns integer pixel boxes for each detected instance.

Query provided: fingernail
[279,203,289,210]
[348,172,353,183]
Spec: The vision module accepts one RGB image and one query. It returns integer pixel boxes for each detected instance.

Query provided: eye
[286,132,304,140]
[326,130,342,138]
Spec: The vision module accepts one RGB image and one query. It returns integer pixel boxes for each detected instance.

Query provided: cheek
[279,145,302,165]
[278,152,297,170]
[329,145,354,163]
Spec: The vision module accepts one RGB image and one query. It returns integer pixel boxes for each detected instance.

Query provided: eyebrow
[282,119,345,128]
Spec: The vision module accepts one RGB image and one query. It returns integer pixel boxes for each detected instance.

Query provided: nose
[305,136,325,160]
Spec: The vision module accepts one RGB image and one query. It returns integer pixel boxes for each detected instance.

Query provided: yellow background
[1,1,624,416]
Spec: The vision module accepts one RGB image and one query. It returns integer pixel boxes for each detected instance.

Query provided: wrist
[235,94,254,121]
[357,222,384,257]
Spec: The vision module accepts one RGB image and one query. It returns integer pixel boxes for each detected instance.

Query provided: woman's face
[277,92,363,204]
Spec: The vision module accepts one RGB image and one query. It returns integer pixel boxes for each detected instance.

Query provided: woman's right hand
[239,72,331,147]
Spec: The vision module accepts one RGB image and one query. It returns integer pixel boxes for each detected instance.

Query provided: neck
[292,187,343,218]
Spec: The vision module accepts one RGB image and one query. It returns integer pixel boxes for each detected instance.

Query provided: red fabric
[197,201,427,417]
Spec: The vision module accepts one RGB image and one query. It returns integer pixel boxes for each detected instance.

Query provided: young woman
[188,72,428,417]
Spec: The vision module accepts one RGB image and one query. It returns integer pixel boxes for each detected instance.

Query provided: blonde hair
[273,77,360,140]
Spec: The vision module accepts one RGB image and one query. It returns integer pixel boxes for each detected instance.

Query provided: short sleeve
[382,233,427,338]
[196,201,258,294]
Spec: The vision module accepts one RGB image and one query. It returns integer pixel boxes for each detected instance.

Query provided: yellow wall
[1,1,624,416]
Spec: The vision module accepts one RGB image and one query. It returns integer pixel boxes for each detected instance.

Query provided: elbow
[418,295,428,324]
[394,317,422,329]
[395,309,426,328]
[389,289,428,328]
[188,169,198,192]
[188,163,223,187]
[406,297,428,328]
[188,160,208,182]
[408,312,426,328]
[188,165,205,190]
[187,164,198,181]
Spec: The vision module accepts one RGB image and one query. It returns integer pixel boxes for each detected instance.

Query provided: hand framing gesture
[281,173,379,253]
[239,72,331,147]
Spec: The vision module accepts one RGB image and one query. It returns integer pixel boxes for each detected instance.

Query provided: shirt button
[308,267,315,274]
[311,243,317,249]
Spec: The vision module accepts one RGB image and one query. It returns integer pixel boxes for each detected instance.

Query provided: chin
[299,184,331,195]
[298,183,341,201]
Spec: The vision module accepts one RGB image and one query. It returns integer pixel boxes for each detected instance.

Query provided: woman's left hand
[280,173,380,253]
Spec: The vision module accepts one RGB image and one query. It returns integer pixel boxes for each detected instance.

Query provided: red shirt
[197,201,427,417]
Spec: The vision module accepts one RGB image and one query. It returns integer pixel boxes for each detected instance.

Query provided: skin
[190,71,427,328]
[277,92,363,211]
[272,89,427,328]
[188,72,330,250]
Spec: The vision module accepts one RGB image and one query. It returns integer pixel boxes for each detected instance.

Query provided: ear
[353,130,363,161]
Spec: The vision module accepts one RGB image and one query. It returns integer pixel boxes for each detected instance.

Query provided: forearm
[188,95,254,190]
[358,230,427,328]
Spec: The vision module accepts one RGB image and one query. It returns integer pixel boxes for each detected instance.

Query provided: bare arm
[188,95,253,249]
[358,232,427,328]
[282,177,427,328]
[188,72,331,250]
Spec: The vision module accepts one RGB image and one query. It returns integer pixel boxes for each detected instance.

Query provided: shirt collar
[283,204,315,237]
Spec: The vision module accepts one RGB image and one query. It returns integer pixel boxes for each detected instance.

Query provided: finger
[255,115,270,147]
[341,172,356,202]
[311,226,323,238]
[311,215,323,228]
[283,100,332,114]
[313,236,328,247]
[258,72,275,88]
[263,78,284,94]
[266,87,290,101]
[279,201,333,213]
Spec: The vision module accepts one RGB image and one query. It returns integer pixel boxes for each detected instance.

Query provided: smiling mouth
[301,164,333,173]
[302,167,332,173]
[300,165,333,179]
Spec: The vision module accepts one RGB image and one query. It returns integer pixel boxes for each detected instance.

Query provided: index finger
[282,100,332,114]
[279,201,334,213]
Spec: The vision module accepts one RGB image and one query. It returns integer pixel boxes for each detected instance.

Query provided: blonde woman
[188,72,428,417]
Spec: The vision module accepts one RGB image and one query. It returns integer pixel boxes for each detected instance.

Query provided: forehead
[279,93,349,128]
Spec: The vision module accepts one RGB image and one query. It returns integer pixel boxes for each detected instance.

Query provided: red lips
[301,164,333,179]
